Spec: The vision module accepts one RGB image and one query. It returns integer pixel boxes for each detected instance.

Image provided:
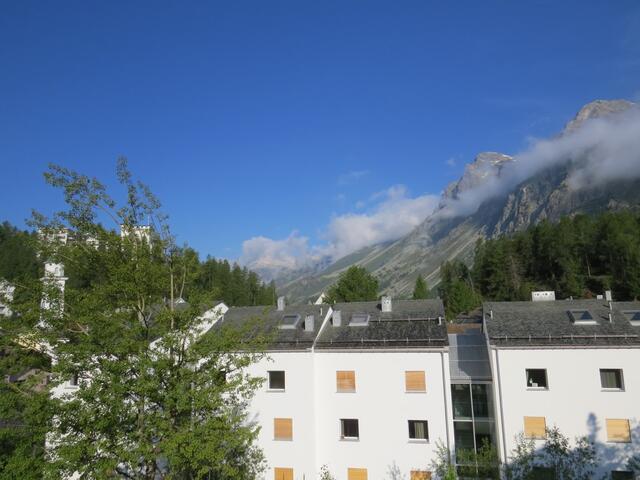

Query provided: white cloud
[439,106,640,218]
[241,185,439,278]
[240,233,317,277]
[323,185,439,260]
[445,157,457,167]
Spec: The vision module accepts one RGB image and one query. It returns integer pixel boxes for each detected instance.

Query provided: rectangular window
[530,467,555,479]
[410,471,431,480]
[268,371,285,390]
[453,421,474,454]
[348,468,367,480]
[405,371,426,392]
[600,369,624,390]
[340,419,359,439]
[471,384,493,418]
[524,416,546,439]
[526,369,548,389]
[408,420,429,441]
[273,418,293,441]
[336,370,356,392]
[274,468,293,480]
[451,384,472,419]
[606,419,631,443]
[611,472,634,480]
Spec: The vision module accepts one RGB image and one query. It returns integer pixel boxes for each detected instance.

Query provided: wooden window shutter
[274,418,293,440]
[606,419,631,442]
[348,468,368,480]
[524,416,546,439]
[337,370,356,392]
[405,371,426,392]
[410,471,431,480]
[274,467,293,480]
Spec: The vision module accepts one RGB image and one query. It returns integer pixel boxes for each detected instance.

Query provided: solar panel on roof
[279,314,300,329]
[623,310,640,325]
[569,310,596,324]
[349,313,369,326]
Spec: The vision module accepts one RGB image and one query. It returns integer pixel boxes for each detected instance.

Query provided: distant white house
[0,280,15,317]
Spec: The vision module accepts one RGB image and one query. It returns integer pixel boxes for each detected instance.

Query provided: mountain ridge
[277,99,640,303]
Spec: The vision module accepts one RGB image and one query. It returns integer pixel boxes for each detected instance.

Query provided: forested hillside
[439,211,640,318]
[0,222,277,308]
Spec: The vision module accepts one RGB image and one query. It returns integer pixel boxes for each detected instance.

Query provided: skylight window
[349,313,370,326]
[279,314,300,330]
[568,310,596,325]
[622,311,640,326]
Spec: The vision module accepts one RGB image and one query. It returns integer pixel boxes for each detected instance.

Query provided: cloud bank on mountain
[240,185,439,279]
[439,103,640,218]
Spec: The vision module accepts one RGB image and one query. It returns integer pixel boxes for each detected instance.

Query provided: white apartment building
[214,297,450,480]
[214,295,640,480]
[484,298,640,479]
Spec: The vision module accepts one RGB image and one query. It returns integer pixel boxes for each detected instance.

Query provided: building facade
[215,295,640,480]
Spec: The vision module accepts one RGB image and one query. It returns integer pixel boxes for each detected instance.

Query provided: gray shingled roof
[485,299,640,347]
[208,304,328,351]
[314,299,448,350]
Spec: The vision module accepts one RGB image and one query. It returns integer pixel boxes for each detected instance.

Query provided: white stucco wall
[490,347,640,476]
[247,351,318,480]
[313,350,452,480]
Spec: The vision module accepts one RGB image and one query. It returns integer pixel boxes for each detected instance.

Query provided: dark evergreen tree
[412,276,429,299]
[325,266,379,303]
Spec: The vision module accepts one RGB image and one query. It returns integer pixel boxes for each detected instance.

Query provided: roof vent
[277,296,286,311]
[568,310,597,325]
[381,296,392,313]
[304,314,315,332]
[333,310,342,327]
[279,314,300,329]
[349,313,370,327]
[532,291,555,302]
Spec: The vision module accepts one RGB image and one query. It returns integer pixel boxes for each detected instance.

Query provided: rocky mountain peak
[563,99,636,133]
[443,151,513,200]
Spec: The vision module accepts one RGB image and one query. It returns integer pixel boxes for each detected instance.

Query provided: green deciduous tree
[8,160,267,479]
[412,276,429,300]
[504,427,598,480]
[324,265,379,304]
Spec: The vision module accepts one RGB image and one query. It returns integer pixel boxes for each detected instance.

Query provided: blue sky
[1,1,639,266]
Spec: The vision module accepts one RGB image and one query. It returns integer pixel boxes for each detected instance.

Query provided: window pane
[409,420,429,440]
[452,384,472,419]
[611,472,634,480]
[471,384,493,419]
[454,421,474,454]
[600,369,622,389]
[474,420,495,451]
[341,419,359,438]
[526,369,548,388]
[269,371,285,390]
[530,467,555,480]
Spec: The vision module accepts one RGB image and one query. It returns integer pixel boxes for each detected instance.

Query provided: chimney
[605,290,613,302]
[333,310,342,327]
[381,295,392,313]
[305,314,315,332]
[277,296,286,311]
